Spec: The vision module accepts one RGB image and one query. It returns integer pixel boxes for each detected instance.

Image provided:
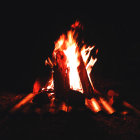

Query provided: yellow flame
[46,76,54,90]
[47,21,97,93]
[63,31,83,92]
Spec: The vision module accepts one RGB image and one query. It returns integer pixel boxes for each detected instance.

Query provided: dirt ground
[0,91,140,140]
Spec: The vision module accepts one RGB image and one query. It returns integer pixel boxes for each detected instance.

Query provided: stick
[10,92,37,113]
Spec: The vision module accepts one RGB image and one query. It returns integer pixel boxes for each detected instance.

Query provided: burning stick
[10,79,42,113]
[77,51,115,114]
[123,101,140,116]
[99,97,115,114]
[10,92,36,113]
[77,52,101,112]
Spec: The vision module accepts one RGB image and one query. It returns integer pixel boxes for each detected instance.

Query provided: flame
[59,102,68,112]
[81,45,97,90]
[45,57,53,67]
[63,31,83,92]
[33,80,41,93]
[46,75,54,90]
[51,21,97,93]
[71,21,82,29]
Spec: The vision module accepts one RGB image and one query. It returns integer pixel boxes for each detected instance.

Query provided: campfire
[10,21,140,117]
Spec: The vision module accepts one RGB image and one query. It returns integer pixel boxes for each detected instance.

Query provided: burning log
[77,51,115,114]
[10,92,36,113]
[77,51,95,99]
[53,50,70,100]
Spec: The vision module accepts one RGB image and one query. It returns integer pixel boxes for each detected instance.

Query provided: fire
[63,31,82,92]
[46,75,54,90]
[51,21,97,93]
[81,45,97,90]
[10,21,116,115]
[45,21,102,113]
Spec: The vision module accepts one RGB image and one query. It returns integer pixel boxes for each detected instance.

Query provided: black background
[1,8,140,97]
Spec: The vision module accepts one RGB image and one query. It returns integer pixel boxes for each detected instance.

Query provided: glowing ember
[100,98,115,114]
[59,102,68,112]
[46,75,54,90]
[85,98,101,113]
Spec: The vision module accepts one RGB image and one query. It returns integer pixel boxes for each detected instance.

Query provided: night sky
[1,9,140,95]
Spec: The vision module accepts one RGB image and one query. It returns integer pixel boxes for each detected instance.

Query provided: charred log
[32,92,50,107]
[65,90,85,107]
[53,51,70,100]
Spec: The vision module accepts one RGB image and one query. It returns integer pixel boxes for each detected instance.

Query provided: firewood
[77,52,94,99]
[85,98,101,113]
[77,52,115,114]
[10,92,36,113]
[59,101,68,112]
[99,97,115,114]
[53,50,70,100]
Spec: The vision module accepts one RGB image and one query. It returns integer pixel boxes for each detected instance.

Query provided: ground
[0,90,140,140]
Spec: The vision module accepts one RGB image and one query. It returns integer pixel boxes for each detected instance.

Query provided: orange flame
[71,21,82,29]
[46,75,54,90]
[59,102,68,112]
[51,21,97,93]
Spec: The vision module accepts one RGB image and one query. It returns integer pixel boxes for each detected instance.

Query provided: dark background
[1,9,140,98]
